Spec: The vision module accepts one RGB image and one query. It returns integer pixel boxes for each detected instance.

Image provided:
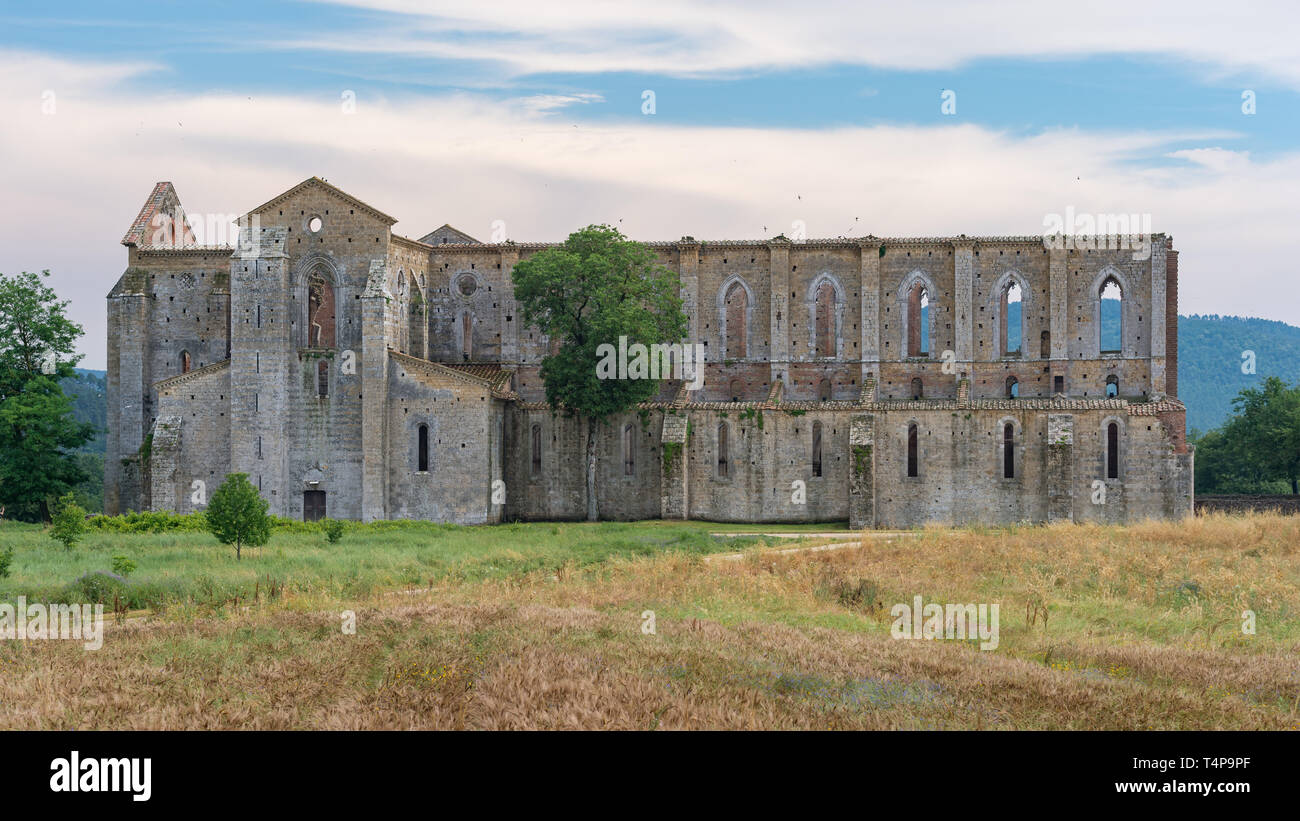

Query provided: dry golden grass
[1,512,1297,729]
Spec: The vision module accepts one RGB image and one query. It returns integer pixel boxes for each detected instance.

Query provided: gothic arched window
[724,282,747,360]
[307,273,335,348]
[814,282,835,357]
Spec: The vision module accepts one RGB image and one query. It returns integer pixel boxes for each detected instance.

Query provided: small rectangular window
[812,422,823,478]
[530,424,542,477]
[907,425,918,477]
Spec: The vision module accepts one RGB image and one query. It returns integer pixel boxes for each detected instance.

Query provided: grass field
[0,514,1297,729]
[0,519,787,611]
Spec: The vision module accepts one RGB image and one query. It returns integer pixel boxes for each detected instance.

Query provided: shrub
[66,571,129,604]
[320,518,345,544]
[87,510,208,533]
[49,493,88,549]
[110,554,137,578]
[0,546,13,579]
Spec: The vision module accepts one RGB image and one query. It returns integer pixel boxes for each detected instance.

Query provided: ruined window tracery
[307,272,335,348]
[907,283,929,357]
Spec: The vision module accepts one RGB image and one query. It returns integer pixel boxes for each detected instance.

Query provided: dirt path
[704,531,918,562]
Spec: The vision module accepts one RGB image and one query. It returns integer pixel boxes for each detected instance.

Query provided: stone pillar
[848,414,875,529]
[149,416,183,514]
[952,240,975,365]
[1047,413,1074,522]
[676,238,700,345]
[117,294,149,456]
[1048,245,1068,391]
[660,412,690,519]
[1165,244,1179,397]
[360,260,390,522]
[106,291,148,513]
[499,245,520,368]
[768,238,791,386]
[230,226,290,516]
[858,239,881,384]
[1148,236,1167,396]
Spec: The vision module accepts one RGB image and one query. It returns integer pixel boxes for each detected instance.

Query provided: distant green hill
[61,368,107,513]
[1176,314,1300,434]
[64,368,106,454]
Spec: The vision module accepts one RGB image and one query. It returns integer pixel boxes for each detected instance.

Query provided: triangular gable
[389,350,517,399]
[241,177,397,226]
[418,224,480,245]
[121,182,197,247]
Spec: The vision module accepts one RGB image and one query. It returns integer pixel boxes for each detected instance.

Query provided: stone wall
[107,177,1189,528]
[151,361,231,514]
[1195,495,1300,515]
[385,353,506,524]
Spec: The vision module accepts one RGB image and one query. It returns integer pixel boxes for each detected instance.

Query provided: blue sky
[1,0,1298,368]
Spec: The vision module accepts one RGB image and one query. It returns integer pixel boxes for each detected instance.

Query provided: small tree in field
[49,492,87,549]
[511,225,687,521]
[319,517,345,544]
[206,473,271,560]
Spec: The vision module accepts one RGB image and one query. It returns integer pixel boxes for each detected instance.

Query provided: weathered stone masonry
[107,177,1193,526]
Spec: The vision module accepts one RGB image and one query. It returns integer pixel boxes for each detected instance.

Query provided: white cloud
[512,92,605,113]
[0,50,1296,369]
[1167,147,1251,173]
[292,0,1300,87]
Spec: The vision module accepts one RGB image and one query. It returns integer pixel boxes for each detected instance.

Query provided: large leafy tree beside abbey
[511,226,687,520]
[0,270,95,521]
[1194,376,1300,494]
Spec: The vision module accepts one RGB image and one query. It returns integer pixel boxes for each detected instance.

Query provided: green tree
[511,226,687,520]
[0,270,94,521]
[1194,376,1300,493]
[206,473,272,560]
[49,492,88,549]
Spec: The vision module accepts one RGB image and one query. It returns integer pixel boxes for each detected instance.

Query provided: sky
[1,0,1298,369]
